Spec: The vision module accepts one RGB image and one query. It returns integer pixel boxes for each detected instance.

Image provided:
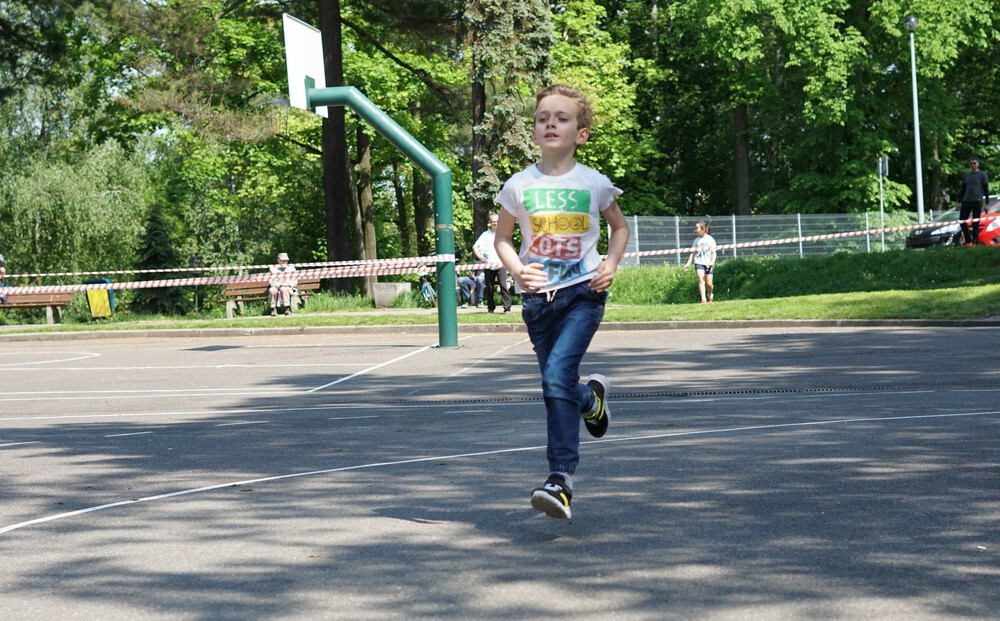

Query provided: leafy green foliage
[0,141,148,273]
[1,0,999,305]
[466,0,554,208]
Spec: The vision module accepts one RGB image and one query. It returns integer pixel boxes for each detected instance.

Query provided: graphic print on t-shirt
[523,187,591,286]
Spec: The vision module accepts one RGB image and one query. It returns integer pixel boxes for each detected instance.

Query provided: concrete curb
[0,318,998,342]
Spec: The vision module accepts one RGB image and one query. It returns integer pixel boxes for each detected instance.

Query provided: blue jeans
[522,281,606,474]
[959,201,983,244]
[459,273,485,304]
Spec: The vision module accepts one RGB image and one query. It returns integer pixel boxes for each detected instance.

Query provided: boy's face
[532,94,589,154]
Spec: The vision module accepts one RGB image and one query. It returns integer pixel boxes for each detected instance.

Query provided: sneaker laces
[582,394,603,420]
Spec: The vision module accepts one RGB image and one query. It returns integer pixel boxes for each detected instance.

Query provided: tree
[317,0,354,292]
[132,203,190,314]
[465,0,553,235]
[0,141,148,274]
[550,1,651,183]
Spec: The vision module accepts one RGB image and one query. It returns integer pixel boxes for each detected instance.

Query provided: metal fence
[621,212,925,267]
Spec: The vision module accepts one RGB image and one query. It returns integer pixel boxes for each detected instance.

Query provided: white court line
[447,336,531,379]
[307,345,434,393]
[0,402,438,423]
[2,408,996,536]
[328,415,379,421]
[2,386,994,423]
[0,390,299,404]
[3,363,377,371]
[0,352,101,366]
[1,387,289,396]
[103,432,154,438]
[0,441,41,447]
[2,338,444,397]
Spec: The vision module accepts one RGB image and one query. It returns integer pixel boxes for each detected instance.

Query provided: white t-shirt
[692,234,717,266]
[269,263,297,286]
[494,162,622,293]
[473,229,497,264]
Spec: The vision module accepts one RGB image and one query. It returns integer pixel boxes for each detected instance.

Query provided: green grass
[2,246,998,333]
[612,245,1000,304]
[605,284,1000,321]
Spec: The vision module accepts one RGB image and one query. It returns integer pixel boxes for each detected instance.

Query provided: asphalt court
[1,326,998,620]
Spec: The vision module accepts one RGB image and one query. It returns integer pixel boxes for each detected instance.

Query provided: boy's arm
[590,201,629,292]
[494,209,547,293]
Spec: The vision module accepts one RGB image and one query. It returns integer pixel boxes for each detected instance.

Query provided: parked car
[905,196,1000,248]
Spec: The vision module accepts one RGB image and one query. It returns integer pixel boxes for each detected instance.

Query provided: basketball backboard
[283,14,327,118]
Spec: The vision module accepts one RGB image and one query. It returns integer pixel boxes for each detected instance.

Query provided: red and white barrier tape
[0,216,989,296]
[1,258,460,295]
[5,254,453,280]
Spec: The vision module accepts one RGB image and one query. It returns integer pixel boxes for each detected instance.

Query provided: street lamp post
[904,15,925,224]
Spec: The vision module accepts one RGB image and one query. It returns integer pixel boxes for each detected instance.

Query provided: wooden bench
[0,291,75,324]
[221,278,321,319]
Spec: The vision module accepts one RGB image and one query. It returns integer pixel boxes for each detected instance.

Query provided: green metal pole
[306,83,458,347]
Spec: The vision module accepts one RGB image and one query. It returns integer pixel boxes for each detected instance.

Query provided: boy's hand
[589,259,618,292]
[516,262,549,293]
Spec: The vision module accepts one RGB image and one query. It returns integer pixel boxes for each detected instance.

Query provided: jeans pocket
[590,288,608,305]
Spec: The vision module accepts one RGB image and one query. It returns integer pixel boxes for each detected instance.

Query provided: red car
[906,196,1000,248]
[980,197,1000,245]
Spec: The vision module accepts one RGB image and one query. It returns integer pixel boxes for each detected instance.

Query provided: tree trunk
[347,142,364,295]
[929,136,944,211]
[410,101,434,256]
[357,125,376,296]
[471,78,487,236]
[733,102,751,216]
[318,0,352,293]
[650,0,658,59]
[392,161,412,257]
[413,167,433,256]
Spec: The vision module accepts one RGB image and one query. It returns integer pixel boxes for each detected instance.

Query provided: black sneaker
[530,474,572,519]
[582,374,609,438]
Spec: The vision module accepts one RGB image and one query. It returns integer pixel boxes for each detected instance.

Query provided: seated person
[458,269,485,308]
[268,252,298,316]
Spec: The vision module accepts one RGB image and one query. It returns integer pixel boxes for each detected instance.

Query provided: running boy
[493,84,630,519]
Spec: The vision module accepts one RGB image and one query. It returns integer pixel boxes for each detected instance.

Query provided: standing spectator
[268,252,298,316]
[474,213,512,313]
[683,221,717,303]
[494,84,630,519]
[958,157,989,245]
